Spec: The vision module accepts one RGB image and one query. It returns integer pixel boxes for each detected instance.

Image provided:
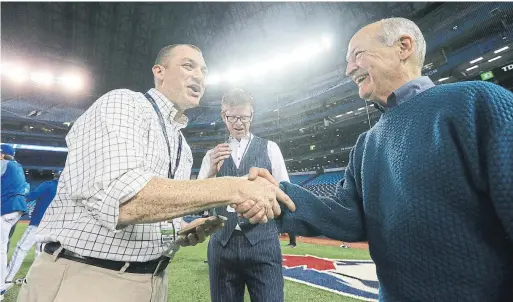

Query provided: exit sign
[480,71,494,81]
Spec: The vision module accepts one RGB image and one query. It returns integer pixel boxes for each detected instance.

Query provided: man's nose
[345,60,357,78]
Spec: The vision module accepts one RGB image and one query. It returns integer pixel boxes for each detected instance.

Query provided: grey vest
[211,135,277,246]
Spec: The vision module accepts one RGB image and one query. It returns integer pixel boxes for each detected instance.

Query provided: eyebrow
[183,57,209,74]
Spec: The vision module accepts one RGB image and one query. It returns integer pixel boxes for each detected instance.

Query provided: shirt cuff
[88,169,153,233]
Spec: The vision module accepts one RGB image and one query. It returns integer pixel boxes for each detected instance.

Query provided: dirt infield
[280,234,369,249]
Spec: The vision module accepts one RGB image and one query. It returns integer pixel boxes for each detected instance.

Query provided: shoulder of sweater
[429,81,504,97]
[433,81,512,108]
[351,131,369,153]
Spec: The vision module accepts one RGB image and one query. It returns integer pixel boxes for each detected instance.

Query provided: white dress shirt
[36,88,192,262]
[198,134,289,230]
[198,134,290,183]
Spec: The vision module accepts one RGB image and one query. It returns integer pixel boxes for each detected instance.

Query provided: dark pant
[288,233,296,246]
[208,232,284,302]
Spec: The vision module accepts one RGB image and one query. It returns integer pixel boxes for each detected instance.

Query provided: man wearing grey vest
[198,89,290,302]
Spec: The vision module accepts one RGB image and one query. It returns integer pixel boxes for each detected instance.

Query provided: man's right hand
[230,176,295,224]
[208,143,231,177]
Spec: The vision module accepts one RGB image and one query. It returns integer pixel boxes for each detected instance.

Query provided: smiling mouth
[187,84,202,94]
[354,74,369,85]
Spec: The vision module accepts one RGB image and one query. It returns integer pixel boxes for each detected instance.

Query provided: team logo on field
[282,255,379,301]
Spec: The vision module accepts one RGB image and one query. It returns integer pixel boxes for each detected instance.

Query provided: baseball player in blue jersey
[3,171,60,293]
[0,144,29,298]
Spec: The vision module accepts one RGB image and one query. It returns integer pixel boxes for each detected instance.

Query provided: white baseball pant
[1,212,22,290]
[5,225,41,283]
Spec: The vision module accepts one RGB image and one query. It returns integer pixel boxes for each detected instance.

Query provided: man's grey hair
[221,88,255,113]
[377,17,426,69]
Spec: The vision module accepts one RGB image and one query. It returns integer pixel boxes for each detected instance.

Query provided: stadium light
[268,54,294,71]
[346,111,353,114]
[494,46,509,54]
[466,65,478,71]
[292,42,322,61]
[205,74,221,85]
[3,62,28,84]
[469,57,483,64]
[205,34,333,86]
[58,74,84,91]
[358,107,365,111]
[438,77,449,82]
[248,62,269,78]
[30,71,54,87]
[224,69,243,83]
[321,35,333,49]
[488,56,502,62]
[12,143,68,152]
[8,68,28,84]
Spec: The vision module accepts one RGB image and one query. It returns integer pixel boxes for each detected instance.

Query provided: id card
[161,221,176,244]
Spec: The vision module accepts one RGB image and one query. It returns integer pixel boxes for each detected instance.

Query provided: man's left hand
[176,216,225,247]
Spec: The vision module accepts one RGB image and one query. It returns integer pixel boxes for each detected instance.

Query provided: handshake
[229,167,295,223]
[176,167,295,246]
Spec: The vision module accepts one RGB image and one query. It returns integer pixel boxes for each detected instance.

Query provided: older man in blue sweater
[238,17,513,301]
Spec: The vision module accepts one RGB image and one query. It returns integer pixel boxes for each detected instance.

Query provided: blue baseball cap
[1,144,15,156]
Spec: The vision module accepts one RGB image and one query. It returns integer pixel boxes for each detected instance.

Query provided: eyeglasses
[225,115,252,123]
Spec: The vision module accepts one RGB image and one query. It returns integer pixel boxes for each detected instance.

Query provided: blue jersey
[26,179,58,226]
[1,159,29,215]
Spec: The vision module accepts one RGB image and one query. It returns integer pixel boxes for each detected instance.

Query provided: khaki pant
[17,251,168,302]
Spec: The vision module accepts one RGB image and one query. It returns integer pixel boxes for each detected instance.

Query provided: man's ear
[398,34,414,61]
[152,65,165,82]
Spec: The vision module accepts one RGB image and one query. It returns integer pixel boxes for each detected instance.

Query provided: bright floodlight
[205,74,221,85]
[30,71,54,86]
[268,54,294,71]
[8,68,28,84]
[321,35,333,49]
[292,42,322,61]
[248,62,268,77]
[3,62,28,84]
[59,74,84,91]
[0,62,12,75]
[224,69,243,83]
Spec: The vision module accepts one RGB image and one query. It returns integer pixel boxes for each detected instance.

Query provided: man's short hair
[377,17,426,69]
[221,89,254,112]
[154,44,202,66]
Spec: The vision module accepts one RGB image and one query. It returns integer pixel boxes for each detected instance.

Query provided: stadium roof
[1,2,434,104]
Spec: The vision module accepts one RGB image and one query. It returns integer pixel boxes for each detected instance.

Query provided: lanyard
[144,92,182,180]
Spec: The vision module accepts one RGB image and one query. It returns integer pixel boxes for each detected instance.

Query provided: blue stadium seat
[289,174,314,185]
[304,171,344,185]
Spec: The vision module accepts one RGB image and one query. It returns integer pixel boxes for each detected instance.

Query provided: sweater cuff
[277,182,295,233]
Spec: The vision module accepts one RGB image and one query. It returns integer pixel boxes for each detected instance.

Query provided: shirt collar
[229,133,252,144]
[146,88,188,128]
[385,76,435,109]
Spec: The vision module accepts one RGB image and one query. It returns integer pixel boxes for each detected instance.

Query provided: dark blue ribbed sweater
[278,81,513,301]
